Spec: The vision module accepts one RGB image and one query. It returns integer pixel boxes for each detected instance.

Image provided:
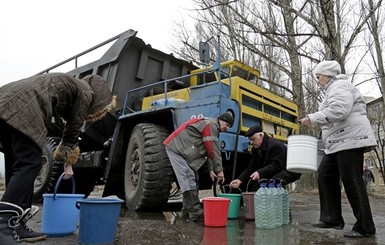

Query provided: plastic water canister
[254,179,275,229]
[151,98,167,107]
[276,181,290,225]
[268,179,282,227]
[150,98,184,108]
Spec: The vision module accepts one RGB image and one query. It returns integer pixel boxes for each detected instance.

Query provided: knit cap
[218,112,234,127]
[314,60,341,77]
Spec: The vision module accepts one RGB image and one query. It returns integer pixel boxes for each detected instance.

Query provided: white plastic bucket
[286,135,318,173]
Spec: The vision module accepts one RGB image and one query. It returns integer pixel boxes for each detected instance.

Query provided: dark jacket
[238,133,301,185]
[363,169,375,183]
[0,73,115,164]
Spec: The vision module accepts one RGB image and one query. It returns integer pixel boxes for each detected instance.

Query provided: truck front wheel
[124,123,173,211]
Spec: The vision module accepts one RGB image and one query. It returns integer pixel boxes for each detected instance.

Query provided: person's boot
[183,190,203,222]
[16,205,46,242]
[179,203,189,219]
[0,202,27,244]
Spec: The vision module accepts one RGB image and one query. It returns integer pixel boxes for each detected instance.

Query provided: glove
[53,141,80,165]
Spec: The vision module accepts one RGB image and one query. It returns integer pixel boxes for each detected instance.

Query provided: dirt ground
[12,185,385,245]
[0,179,384,244]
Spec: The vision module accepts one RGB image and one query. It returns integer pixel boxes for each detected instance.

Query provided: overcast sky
[1,0,383,99]
[0,0,194,87]
[0,0,195,171]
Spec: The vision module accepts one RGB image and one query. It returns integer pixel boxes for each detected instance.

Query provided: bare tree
[170,0,384,190]
[365,0,385,100]
[367,102,385,184]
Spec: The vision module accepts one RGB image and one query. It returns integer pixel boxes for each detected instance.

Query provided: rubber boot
[183,190,203,222]
[179,202,189,219]
[0,202,27,244]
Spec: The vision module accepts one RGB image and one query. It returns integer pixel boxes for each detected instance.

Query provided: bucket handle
[220,184,242,194]
[53,173,76,200]
[246,179,255,192]
[75,201,80,210]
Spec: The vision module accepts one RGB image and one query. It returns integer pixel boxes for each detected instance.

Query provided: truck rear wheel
[33,137,62,203]
[33,137,100,202]
[124,123,173,211]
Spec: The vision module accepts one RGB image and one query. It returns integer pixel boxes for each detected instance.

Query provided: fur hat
[314,60,341,77]
[218,112,234,127]
[245,125,263,137]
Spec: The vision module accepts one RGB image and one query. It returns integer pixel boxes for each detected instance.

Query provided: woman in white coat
[300,60,377,238]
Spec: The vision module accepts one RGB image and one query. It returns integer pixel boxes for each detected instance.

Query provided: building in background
[365,97,385,192]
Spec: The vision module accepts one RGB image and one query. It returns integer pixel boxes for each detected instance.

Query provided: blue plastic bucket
[41,174,85,236]
[77,198,124,245]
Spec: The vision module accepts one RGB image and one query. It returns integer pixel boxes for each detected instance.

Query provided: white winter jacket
[307,74,377,154]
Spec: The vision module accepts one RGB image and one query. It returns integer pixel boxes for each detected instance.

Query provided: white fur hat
[314,60,341,77]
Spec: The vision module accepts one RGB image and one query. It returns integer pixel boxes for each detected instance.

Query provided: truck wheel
[33,137,62,203]
[33,138,98,202]
[124,123,173,211]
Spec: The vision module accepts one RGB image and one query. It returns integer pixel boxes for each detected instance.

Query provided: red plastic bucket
[202,197,231,227]
[202,226,227,244]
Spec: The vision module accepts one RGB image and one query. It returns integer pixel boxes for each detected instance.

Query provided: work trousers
[0,120,42,210]
[318,148,376,234]
[165,147,199,192]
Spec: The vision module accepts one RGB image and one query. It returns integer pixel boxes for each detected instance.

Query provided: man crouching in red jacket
[163,112,234,221]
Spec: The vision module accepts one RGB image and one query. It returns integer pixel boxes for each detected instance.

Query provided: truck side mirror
[199,41,210,64]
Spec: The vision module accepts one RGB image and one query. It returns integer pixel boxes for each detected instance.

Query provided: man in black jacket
[229,125,301,190]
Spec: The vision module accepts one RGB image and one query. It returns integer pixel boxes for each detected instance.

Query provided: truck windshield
[223,65,258,83]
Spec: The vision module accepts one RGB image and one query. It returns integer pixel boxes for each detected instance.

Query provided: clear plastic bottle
[268,179,282,227]
[254,179,275,229]
[151,98,184,108]
[151,98,168,107]
[277,180,290,225]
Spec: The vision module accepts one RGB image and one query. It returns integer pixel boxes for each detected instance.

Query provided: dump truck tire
[124,123,173,211]
[33,137,62,203]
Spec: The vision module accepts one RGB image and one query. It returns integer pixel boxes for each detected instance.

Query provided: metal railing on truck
[122,69,216,115]
[36,30,137,75]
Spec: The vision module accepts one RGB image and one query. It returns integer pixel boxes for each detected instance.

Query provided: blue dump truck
[33,29,299,211]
